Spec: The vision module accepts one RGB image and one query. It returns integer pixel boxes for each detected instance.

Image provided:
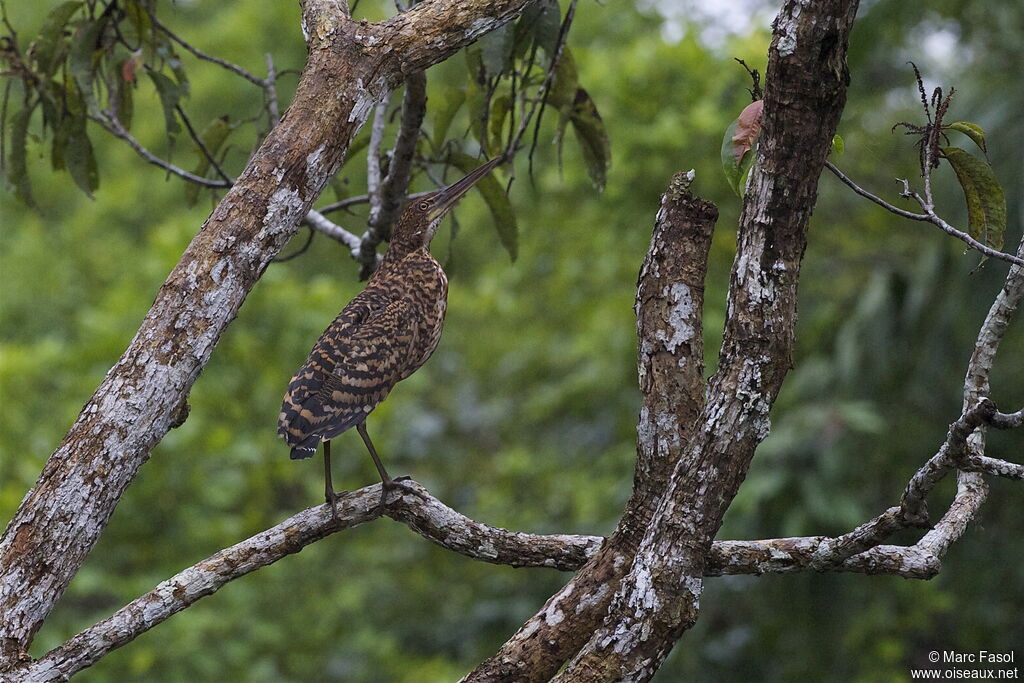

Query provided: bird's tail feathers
[289,434,321,460]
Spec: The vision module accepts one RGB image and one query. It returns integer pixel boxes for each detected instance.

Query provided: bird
[278,157,502,511]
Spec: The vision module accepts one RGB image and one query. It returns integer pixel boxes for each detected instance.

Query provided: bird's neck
[384,222,430,263]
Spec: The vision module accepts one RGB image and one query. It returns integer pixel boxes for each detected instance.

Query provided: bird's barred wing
[278,297,418,454]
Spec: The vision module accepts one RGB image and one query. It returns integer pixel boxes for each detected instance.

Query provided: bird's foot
[325,489,350,518]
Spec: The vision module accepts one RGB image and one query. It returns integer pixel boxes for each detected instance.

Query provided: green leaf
[546,48,578,111]
[185,115,233,206]
[478,23,514,78]
[831,134,844,156]
[6,104,35,205]
[448,152,517,261]
[32,1,83,76]
[945,121,986,154]
[69,16,109,111]
[64,125,99,197]
[942,146,1006,253]
[147,70,182,145]
[488,95,512,157]
[431,85,466,151]
[112,63,135,130]
[123,0,154,52]
[52,75,98,196]
[569,88,610,191]
[516,0,561,58]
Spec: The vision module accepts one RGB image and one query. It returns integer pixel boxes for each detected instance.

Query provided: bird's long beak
[428,157,502,220]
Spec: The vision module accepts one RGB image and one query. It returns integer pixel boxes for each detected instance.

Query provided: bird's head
[393,157,502,249]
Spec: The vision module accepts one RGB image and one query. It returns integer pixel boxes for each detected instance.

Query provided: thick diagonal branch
[464,172,718,682]
[553,2,861,680]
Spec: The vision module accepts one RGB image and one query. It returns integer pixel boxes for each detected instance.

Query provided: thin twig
[175,105,234,184]
[317,190,433,216]
[825,161,1024,268]
[264,53,281,126]
[273,226,316,262]
[93,113,230,188]
[358,73,426,277]
[506,0,578,173]
[150,13,264,86]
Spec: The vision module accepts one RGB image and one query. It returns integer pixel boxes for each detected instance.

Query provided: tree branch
[465,172,718,682]
[358,71,427,277]
[824,161,1024,268]
[0,0,538,668]
[552,2,861,679]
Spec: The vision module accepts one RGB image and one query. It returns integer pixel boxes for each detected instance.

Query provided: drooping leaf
[831,134,844,156]
[569,88,610,191]
[729,100,763,163]
[147,70,182,145]
[31,1,83,76]
[478,23,515,78]
[64,124,99,197]
[945,121,986,154]
[51,75,97,196]
[721,118,754,197]
[431,85,466,151]
[721,102,763,197]
[488,95,512,157]
[941,146,1006,254]
[69,16,110,111]
[546,47,578,111]
[464,62,487,145]
[123,0,155,54]
[185,115,233,206]
[448,152,517,261]
[6,104,35,205]
[113,63,135,130]
[516,0,561,59]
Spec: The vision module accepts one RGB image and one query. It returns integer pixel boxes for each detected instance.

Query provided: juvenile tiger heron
[278,157,502,510]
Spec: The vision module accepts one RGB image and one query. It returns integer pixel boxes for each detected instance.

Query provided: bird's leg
[323,440,338,517]
[356,422,410,507]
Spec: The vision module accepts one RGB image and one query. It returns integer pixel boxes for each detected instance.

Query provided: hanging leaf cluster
[451,0,611,192]
[1,0,236,205]
[893,65,1006,258]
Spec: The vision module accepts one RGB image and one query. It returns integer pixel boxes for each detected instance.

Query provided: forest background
[1,0,1021,680]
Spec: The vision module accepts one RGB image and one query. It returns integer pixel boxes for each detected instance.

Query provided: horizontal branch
[824,161,1024,268]
[16,464,992,680]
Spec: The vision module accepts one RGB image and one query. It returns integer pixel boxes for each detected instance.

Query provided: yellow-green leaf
[6,105,35,205]
[831,134,844,156]
[447,152,517,261]
[942,146,1005,253]
[431,85,466,151]
[945,121,986,154]
[488,95,512,157]
[147,70,182,145]
[185,115,233,206]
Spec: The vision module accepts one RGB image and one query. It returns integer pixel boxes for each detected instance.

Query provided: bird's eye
[417,201,430,211]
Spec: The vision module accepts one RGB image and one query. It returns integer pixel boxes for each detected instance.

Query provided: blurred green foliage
[1,1,1022,681]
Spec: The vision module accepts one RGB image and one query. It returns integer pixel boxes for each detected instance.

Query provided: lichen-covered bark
[552,1,861,680]
[0,0,534,669]
[463,173,718,682]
